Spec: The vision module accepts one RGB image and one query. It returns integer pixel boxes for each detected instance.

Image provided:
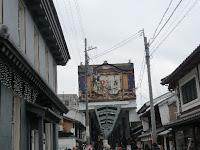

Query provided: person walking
[144,144,151,150]
[152,143,161,150]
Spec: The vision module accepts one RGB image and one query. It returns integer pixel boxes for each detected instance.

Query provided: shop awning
[157,129,171,135]
[138,127,165,139]
[26,102,61,123]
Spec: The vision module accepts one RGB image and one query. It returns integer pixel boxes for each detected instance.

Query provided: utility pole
[84,38,97,145]
[143,29,157,143]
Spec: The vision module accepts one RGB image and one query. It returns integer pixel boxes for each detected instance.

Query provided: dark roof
[24,0,70,65]
[78,62,134,74]
[161,44,200,89]
[137,103,149,114]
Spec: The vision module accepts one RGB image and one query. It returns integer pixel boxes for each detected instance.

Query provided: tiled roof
[161,44,200,89]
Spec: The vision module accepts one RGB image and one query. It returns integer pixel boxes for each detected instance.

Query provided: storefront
[165,111,200,150]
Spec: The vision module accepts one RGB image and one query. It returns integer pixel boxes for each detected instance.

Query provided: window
[31,130,39,150]
[45,123,52,150]
[34,28,39,71]
[0,0,2,24]
[181,77,197,104]
[45,47,49,83]
[53,61,57,92]
[12,92,21,150]
[18,0,25,52]
[64,100,69,106]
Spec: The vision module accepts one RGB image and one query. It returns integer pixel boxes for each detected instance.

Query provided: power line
[136,51,146,89]
[55,0,79,66]
[62,0,82,62]
[150,0,184,45]
[151,0,200,55]
[150,0,193,52]
[149,0,173,43]
[92,34,141,59]
[67,0,83,62]
[91,30,142,59]
[73,0,86,39]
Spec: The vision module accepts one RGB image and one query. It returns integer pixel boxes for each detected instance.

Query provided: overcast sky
[53,0,200,109]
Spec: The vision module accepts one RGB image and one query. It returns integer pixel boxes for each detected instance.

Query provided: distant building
[0,0,70,150]
[58,94,86,150]
[58,94,79,110]
[161,44,200,149]
[137,92,177,149]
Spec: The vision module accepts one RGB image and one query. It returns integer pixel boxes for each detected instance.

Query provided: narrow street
[0,0,200,150]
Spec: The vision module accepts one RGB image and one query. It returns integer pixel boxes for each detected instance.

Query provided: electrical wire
[136,51,146,89]
[150,0,184,45]
[67,0,83,62]
[55,0,79,66]
[150,0,193,52]
[149,0,173,43]
[150,0,200,55]
[73,0,85,39]
[62,0,83,62]
[91,30,143,59]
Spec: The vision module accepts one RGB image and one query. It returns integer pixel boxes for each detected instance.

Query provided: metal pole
[143,30,157,143]
[85,38,90,145]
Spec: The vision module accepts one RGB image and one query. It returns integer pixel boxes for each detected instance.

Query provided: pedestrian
[157,143,163,150]
[169,141,175,150]
[152,143,161,150]
[131,142,138,150]
[144,144,151,150]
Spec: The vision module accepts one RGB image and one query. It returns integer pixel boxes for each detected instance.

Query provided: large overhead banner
[92,74,121,95]
[78,63,136,101]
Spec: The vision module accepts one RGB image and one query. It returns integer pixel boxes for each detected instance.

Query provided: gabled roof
[161,44,200,89]
[24,0,70,65]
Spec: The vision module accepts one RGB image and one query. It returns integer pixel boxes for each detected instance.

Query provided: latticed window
[18,0,25,52]
[45,47,49,83]
[181,77,197,104]
[34,28,39,71]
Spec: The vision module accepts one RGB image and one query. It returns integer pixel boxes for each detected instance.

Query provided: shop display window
[175,128,194,150]
[195,127,200,149]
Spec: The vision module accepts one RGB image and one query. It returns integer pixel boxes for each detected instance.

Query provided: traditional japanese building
[161,44,200,150]
[0,0,70,150]
[78,61,139,149]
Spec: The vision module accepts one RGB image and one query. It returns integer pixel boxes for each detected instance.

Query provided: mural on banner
[78,63,136,101]
[91,74,121,95]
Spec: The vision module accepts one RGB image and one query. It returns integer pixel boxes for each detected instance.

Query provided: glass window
[181,78,197,104]
[195,127,200,149]
[175,128,194,150]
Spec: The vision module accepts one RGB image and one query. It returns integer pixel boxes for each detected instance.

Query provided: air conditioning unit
[58,125,63,131]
